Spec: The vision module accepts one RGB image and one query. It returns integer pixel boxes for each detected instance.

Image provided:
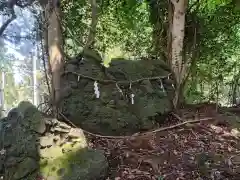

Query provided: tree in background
[167,0,188,107]
[0,41,19,116]
[1,0,240,110]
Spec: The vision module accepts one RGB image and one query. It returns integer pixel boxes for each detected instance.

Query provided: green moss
[39,148,108,180]
[61,57,174,136]
[39,141,86,159]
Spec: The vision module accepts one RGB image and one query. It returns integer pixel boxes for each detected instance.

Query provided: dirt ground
[88,103,240,180]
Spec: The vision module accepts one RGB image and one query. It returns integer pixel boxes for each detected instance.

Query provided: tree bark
[41,0,64,116]
[0,71,5,118]
[169,0,188,108]
[231,71,240,105]
[85,0,98,49]
[167,0,173,65]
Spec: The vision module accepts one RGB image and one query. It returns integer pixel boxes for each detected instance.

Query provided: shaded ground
[86,103,240,180]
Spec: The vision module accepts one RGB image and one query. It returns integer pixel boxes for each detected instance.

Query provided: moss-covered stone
[61,51,175,135]
[1,101,109,180]
[40,148,108,180]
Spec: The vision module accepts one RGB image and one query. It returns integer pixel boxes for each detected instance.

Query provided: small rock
[53,127,70,133]
[40,136,54,147]
[68,128,85,138]
[43,117,54,125]
[44,118,58,125]
[230,128,240,137]
[57,121,71,129]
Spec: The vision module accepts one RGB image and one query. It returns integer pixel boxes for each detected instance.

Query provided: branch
[0,0,35,37]
[1,34,34,40]
[59,112,214,139]
[182,25,198,83]
[15,1,33,8]
[0,14,16,37]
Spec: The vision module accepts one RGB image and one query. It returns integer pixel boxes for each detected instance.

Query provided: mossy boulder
[61,50,175,135]
[0,101,108,180]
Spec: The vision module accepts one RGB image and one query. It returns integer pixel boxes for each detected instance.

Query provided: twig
[63,71,171,84]
[171,112,183,121]
[59,112,214,139]
[39,12,51,96]
[37,102,47,109]
[115,83,124,97]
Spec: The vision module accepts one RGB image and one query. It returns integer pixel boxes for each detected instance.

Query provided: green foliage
[62,0,152,60]
[1,0,237,107]
[185,2,240,104]
[61,0,240,105]
[199,0,232,12]
[0,45,19,110]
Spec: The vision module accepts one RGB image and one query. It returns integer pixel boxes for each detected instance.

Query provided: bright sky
[0,6,37,84]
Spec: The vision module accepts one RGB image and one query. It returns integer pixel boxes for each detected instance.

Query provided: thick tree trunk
[41,0,64,116]
[148,0,189,108]
[48,2,64,116]
[169,0,188,108]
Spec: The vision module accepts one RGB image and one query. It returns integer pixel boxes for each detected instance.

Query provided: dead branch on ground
[59,112,214,139]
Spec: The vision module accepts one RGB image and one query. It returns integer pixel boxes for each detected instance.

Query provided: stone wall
[60,50,175,135]
[0,101,108,180]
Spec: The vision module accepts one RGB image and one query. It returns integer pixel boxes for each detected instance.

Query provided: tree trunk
[231,71,240,105]
[169,0,188,108]
[32,51,38,106]
[167,0,173,65]
[0,71,5,118]
[148,0,168,60]
[85,0,98,49]
[41,0,64,116]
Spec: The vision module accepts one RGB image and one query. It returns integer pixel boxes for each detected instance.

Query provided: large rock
[61,50,175,135]
[0,101,108,180]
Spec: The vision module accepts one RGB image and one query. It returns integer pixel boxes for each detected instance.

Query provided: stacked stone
[0,101,108,180]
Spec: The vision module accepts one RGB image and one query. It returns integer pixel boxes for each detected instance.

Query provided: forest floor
[87,103,240,180]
